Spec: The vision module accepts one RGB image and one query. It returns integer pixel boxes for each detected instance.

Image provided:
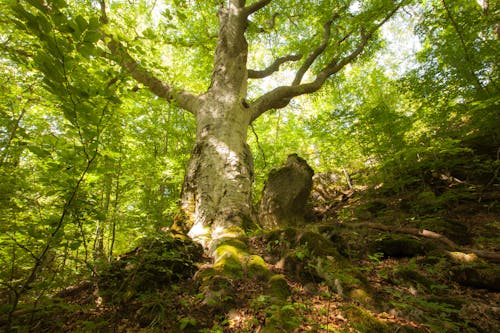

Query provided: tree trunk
[181,96,254,254]
[179,3,254,256]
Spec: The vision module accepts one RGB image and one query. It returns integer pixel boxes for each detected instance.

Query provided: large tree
[7,0,407,258]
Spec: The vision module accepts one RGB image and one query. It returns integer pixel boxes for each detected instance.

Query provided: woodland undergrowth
[1,133,499,333]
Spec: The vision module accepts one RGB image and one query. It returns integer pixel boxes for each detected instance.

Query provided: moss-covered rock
[267,274,291,300]
[418,217,470,245]
[214,251,243,277]
[373,235,436,258]
[259,154,314,229]
[349,288,373,306]
[262,302,302,332]
[277,252,309,281]
[212,238,249,278]
[296,230,341,257]
[390,265,435,290]
[97,234,203,303]
[247,255,270,280]
[265,228,343,260]
[200,275,235,308]
[341,304,389,333]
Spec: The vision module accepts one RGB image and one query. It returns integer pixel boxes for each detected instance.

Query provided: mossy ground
[3,171,499,332]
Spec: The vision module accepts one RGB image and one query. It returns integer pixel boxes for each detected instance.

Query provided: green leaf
[75,15,88,31]
[84,30,101,43]
[36,13,52,33]
[51,0,68,9]
[76,43,96,58]
[26,0,48,13]
[27,145,51,158]
[88,17,101,30]
[67,19,81,39]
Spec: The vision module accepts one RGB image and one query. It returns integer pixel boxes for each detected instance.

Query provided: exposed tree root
[331,222,500,262]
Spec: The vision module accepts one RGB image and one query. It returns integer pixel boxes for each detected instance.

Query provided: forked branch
[292,14,338,85]
[250,29,370,121]
[250,0,407,122]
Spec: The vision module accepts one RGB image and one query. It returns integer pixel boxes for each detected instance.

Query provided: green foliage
[1,1,196,313]
[1,2,498,332]
[250,295,304,332]
[179,316,198,330]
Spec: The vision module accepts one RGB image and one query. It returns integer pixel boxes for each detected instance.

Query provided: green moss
[201,275,235,309]
[297,231,341,257]
[374,235,435,258]
[212,238,248,254]
[349,288,373,306]
[214,251,243,277]
[267,274,291,300]
[247,255,270,279]
[220,226,246,238]
[392,266,434,288]
[451,265,500,291]
[265,227,298,243]
[414,190,440,214]
[263,304,302,332]
[341,304,389,333]
[97,234,203,303]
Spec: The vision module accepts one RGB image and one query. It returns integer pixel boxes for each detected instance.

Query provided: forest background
[0,0,498,332]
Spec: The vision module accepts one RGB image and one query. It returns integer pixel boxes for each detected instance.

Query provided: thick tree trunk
[179,2,254,255]
[181,96,254,254]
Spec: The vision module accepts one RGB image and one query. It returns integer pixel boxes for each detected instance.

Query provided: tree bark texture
[181,100,254,252]
[180,3,254,253]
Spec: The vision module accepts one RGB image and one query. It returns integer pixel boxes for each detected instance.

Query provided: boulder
[258,154,314,229]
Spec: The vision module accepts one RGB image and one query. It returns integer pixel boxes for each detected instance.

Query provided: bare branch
[244,0,273,16]
[98,0,200,114]
[248,54,302,79]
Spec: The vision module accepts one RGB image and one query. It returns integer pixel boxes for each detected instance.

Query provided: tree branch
[292,19,334,85]
[250,1,406,121]
[248,54,302,79]
[244,0,273,16]
[250,29,370,121]
[230,0,246,9]
[98,0,200,115]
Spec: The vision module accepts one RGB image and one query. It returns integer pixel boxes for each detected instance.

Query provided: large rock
[258,154,314,229]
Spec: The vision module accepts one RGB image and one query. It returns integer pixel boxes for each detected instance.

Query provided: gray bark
[181,99,254,251]
[180,2,253,253]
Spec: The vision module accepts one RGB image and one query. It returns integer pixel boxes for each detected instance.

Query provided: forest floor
[2,167,499,332]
